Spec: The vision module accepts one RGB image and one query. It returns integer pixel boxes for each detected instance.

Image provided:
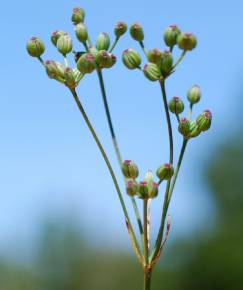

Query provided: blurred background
[0,0,243,289]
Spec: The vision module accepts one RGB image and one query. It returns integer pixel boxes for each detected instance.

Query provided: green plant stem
[63,54,68,67]
[69,88,142,261]
[139,41,148,58]
[144,270,152,290]
[143,199,149,266]
[151,139,188,263]
[96,70,144,239]
[172,50,186,70]
[38,56,44,66]
[187,103,193,120]
[109,36,120,53]
[176,114,180,123]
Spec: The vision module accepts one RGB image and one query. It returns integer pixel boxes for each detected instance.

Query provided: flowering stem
[97,70,144,241]
[172,50,186,70]
[63,54,68,67]
[151,139,188,263]
[144,270,152,290]
[109,36,120,53]
[143,199,149,266]
[187,103,194,120]
[69,88,142,262]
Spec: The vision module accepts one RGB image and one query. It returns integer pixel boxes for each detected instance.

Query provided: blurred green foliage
[1,135,243,290]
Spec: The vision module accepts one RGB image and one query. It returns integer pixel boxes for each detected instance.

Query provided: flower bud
[88,47,99,59]
[144,170,153,183]
[75,23,88,43]
[163,24,181,47]
[156,163,174,181]
[147,49,162,65]
[143,63,162,82]
[72,7,85,24]
[130,22,144,42]
[26,37,45,57]
[122,160,139,179]
[111,54,117,66]
[122,49,141,70]
[114,22,127,37]
[57,35,73,55]
[138,181,149,199]
[95,50,113,69]
[77,53,96,74]
[189,121,201,138]
[126,179,138,196]
[169,96,184,114]
[196,110,212,131]
[148,182,159,198]
[45,60,65,82]
[64,67,76,89]
[51,31,67,46]
[96,33,110,51]
[177,33,197,51]
[187,85,201,104]
[161,50,173,75]
[178,117,191,138]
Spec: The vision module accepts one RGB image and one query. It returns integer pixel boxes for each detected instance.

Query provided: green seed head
[169,96,184,114]
[130,22,144,42]
[148,182,159,199]
[156,163,174,181]
[196,110,212,132]
[96,33,110,51]
[138,181,149,199]
[114,21,127,37]
[143,63,162,82]
[72,7,85,24]
[75,23,88,43]
[26,37,45,57]
[57,35,73,55]
[77,53,96,74]
[126,179,138,196]
[161,50,173,75]
[95,50,113,69]
[122,160,139,179]
[64,67,76,89]
[122,48,141,70]
[189,120,201,138]
[44,60,65,83]
[163,24,181,47]
[147,49,162,65]
[187,85,201,104]
[177,33,197,51]
[51,31,67,46]
[178,117,191,138]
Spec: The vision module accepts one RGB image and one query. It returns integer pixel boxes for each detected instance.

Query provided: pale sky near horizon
[0,0,242,261]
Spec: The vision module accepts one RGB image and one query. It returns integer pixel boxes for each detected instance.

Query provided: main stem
[144,271,152,290]
[70,89,142,260]
[97,70,144,237]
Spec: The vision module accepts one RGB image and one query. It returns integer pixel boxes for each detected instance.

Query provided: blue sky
[0,0,242,259]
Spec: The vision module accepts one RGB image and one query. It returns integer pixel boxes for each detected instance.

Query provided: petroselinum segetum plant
[26,6,212,290]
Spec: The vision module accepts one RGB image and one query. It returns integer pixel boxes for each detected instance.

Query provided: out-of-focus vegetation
[1,134,243,290]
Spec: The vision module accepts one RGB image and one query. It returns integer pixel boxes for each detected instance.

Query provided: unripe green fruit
[95,50,113,69]
[45,60,65,82]
[138,181,149,199]
[148,182,159,198]
[169,96,184,114]
[75,23,88,43]
[96,33,110,51]
[72,7,85,24]
[130,22,144,42]
[122,160,139,179]
[64,67,76,89]
[189,121,201,138]
[57,35,73,55]
[126,179,138,196]
[26,37,45,57]
[114,22,127,37]
[177,33,197,51]
[178,117,191,138]
[187,85,201,104]
[77,53,96,74]
[156,163,174,181]
[88,47,99,59]
[161,50,173,75]
[122,49,141,70]
[143,63,162,82]
[196,110,212,131]
[163,24,181,47]
[51,31,66,46]
[147,49,162,65]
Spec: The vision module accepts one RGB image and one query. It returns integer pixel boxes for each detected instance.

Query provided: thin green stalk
[96,70,144,239]
[63,54,68,67]
[139,41,148,58]
[38,56,44,66]
[143,199,149,266]
[109,36,120,53]
[176,114,180,123]
[151,139,188,263]
[144,270,152,290]
[69,88,142,261]
[187,103,193,120]
[172,50,186,70]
